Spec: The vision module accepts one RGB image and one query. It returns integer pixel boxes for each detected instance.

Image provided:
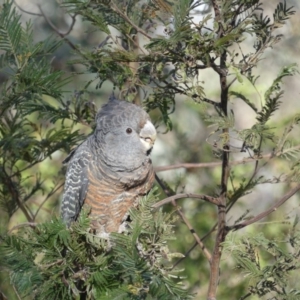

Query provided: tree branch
[2,167,34,222]
[13,0,42,16]
[152,193,220,208]
[156,79,221,107]
[12,284,22,300]
[155,144,300,172]
[211,0,221,25]
[110,1,152,39]
[172,222,218,269]
[155,162,222,172]
[230,183,300,231]
[207,18,229,298]
[36,5,77,37]
[33,182,64,221]
[38,5,82,54]
[155,174,213,263]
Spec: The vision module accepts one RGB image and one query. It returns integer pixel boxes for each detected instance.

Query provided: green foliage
[257,64,298,124]
[228,63,299,167]
[0,190,192,300]
[0,3,65,99]
[224,219,300,299]
[0,0,98,224]
[57,0,297,135]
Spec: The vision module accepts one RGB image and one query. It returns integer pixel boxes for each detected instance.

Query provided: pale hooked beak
[140,120,157,151]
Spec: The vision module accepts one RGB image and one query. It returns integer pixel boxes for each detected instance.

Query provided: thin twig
[176,204,213,263]
[172,222,218,269]
[11,160,43,178]
[155,144,300,172]
[110,0,151,39]
[2,167,33,222]
[62,14,77,36]
[38,5,83,54]
[37,5,77,37]
[155,161,228,172]
[125,33,147,55]
[231,183,300,231]
[226,149,261,213]
[8,222,37,234]
[152,193,220,208]
[0,290,8,300]
[14,1,77,39]
[33,182,64,221]
[37,259,64,269]
[239,293,252,300]
[12,285,22,300]
[155,174,212,263]
[13,0,42,16]
[162,79,221,107]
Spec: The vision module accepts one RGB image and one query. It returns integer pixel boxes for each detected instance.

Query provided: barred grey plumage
[60,96,156,235]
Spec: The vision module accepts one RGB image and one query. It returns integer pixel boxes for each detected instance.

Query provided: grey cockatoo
[60,96,156,236]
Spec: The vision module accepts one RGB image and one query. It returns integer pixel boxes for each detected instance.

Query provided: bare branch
[33,182,64,221]
[172,222,218,269]
[231,183,300,231]
[38,6,81,53]
[155,161,223,172]
[155,144,300,172]
[152,193,220,208]
[37,5,77,37]
[155,174,213,263]
[62,14,77,36]
[14,1,77,38]
[13,0,42,16]
[0,290,8,300]
[175,202,213,264]
[12,284,22,300]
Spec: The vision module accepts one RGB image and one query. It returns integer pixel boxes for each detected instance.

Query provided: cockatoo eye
[126,128,132,134]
